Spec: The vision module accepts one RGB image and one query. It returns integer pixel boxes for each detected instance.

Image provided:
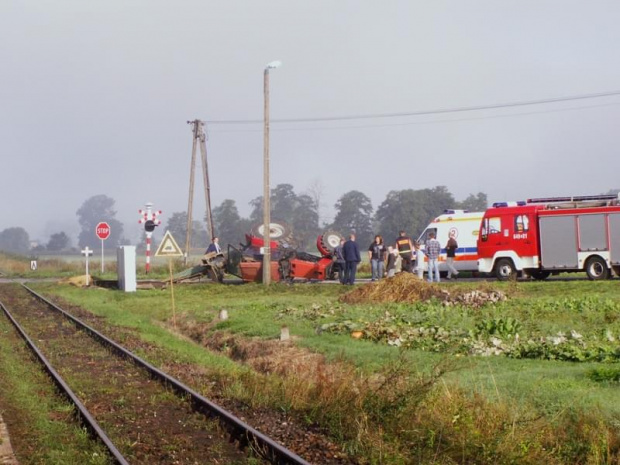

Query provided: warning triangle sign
[155,231,184,257]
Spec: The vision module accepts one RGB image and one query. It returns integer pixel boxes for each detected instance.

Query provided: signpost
[95,222,111,274]
[138,203,162,274]
[81,246,93,286]
[155,231,183,329]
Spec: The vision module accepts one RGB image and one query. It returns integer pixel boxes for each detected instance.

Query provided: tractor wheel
[585,256,609,281]
[251,222,293,243]
[494,258,516,281]
[317,230,342,256]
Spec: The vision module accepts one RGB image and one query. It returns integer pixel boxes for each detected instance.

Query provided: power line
[206,89,620,125]
[207,100,620,134]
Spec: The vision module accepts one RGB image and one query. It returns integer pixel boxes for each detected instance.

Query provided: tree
[331,191,374,248]
[0,227,31,254]
[249,184,320,251]
[212,199,252,249]
[164,212,207,249]
[292,194,320,251]
[457,192,488,212]
[375,187,456,242]
[250,183,298,223]
[46,232,70,251]
[271,184,298,222]
[76,195,125,248]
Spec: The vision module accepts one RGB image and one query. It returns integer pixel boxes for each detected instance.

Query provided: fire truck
[477,194,620,281]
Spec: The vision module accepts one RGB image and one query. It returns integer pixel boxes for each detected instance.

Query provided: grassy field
[16,276,617,464]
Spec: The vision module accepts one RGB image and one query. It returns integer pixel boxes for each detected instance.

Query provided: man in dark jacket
[342,233,361,285]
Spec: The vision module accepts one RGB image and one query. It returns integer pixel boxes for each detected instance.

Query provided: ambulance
[415,210,484,273]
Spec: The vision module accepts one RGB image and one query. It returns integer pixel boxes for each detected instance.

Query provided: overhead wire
[207,99,620,134]
[205,89,620,127]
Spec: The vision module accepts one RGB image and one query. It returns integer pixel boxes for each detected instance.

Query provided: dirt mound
[340,272,506,308]
[341,272,444,304]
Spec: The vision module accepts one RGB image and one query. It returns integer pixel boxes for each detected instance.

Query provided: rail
[20,283,311,465]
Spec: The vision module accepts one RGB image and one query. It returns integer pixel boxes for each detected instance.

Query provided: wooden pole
[184,120,198,264]
[168,259,176,330]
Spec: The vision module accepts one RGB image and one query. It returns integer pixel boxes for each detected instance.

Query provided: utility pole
[185,119,215,264]
[262,61,282,285]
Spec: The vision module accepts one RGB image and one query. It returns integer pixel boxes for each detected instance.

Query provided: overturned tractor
[227,223,343,283]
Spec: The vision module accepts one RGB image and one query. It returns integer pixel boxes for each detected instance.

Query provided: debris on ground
[62,275,92,287]
[340,272,506,308]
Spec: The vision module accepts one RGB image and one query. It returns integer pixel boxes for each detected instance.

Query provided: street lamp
[263,60,282,285]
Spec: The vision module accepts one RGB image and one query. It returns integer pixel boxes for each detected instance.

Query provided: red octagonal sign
[95,222,111,240]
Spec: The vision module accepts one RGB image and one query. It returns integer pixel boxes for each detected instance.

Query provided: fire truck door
[511,213,537,258]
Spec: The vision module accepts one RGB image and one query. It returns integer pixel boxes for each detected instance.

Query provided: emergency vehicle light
[443,209,468,214]
[492,201,526,208]
[527,194,619,204]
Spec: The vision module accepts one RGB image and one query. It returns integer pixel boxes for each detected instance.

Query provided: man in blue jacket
[342,233,361,285]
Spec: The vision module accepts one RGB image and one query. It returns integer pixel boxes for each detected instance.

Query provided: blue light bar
[492,201,526,208]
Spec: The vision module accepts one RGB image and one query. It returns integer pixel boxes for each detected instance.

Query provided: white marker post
[81,246,93,286]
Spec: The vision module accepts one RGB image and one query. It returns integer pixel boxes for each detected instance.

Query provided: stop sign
[95,222,111,240]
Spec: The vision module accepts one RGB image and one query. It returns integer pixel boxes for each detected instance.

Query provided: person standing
[425,232,441,283]
[342,233,361,285]
[205,237,222,254]
[368,235,386,281]
[414,240,425,279]
[333,238,346,284]
[445,233,459,279]
[386,246,398,278]
[395,230,414,272]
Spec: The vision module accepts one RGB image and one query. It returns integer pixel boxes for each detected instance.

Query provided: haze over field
[1,1,619,244]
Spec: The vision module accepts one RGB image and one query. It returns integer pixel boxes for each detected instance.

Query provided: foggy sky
[2,1,620,245]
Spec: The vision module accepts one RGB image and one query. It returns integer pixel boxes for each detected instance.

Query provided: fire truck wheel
[530,270,550,281]
[494,258,516,281]
[585,256,609,281]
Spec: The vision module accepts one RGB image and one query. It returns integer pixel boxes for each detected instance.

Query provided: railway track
[0,283,311,465]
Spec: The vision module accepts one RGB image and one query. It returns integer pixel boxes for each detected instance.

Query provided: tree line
[208,184,487,252]
[3,187,617,255]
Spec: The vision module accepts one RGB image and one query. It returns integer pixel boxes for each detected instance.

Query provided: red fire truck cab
[477,194,620,280]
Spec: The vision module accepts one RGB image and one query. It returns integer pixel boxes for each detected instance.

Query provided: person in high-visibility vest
[395,230,414,272]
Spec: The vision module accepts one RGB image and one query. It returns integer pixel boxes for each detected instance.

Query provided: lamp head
[265,60,282,70]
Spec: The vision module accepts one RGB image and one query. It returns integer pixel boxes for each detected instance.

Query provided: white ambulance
[415,210,483,273]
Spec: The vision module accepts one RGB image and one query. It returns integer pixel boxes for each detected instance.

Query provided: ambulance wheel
[585,256,609,281]
[530,270,550,281]
[494,258,516,281]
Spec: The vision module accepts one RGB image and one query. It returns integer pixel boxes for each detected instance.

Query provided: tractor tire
[251,221,293,243]
[317,230,342,256]
[585,256,609,281]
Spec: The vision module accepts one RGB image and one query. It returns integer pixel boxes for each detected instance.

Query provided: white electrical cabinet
[117,246,136,292]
